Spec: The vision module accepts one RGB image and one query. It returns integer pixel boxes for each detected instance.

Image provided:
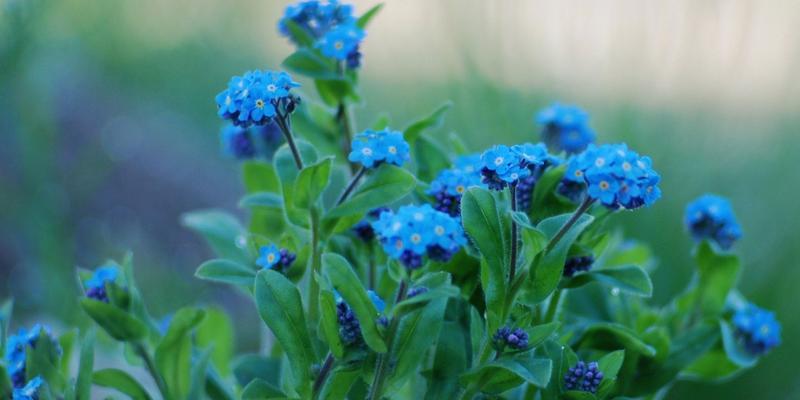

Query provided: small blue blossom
[684,194,742,250]
[336,290,386,345]
[563,255,594,277]
[352,207,390,242]
[84,266,119,303]
[317,22,365,61]
[372,205,466,269]
[559,143,661,210]
[278,0,355,42]
[427,155,486,216]
[480,143,560,191]
[5,326,61,389]
[12,376,44,400]
[348,129,410,168]
[492,326,529,350]
[564,361,604,393]
[732,303,781,356]
[536,103,595,154]
[215,70,300,127]
[256,244,296,271]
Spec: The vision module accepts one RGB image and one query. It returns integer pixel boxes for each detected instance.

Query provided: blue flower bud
[564,360,603,393]
[536,103,595,154]
[685,194,742,250]
[732,303,781,356]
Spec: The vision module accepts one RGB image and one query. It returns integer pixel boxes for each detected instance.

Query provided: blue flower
[492,326,529,350]
[559,143,661,210]
[732,303,781,356]
[317,22,365,61]
[5,326,60,389]
[12,376,44,400]
[352,207,390,242]
[278,0,355,42]
[215,70,300,127]
[427,155,486,216]
[348,129,410,168]
[256,244,296,271]
[684,194,742,250]
[564,361,604,393]
[84,266,119,303]
[372,205,466,269]
[537,103,595,154]
[480,143,560,190]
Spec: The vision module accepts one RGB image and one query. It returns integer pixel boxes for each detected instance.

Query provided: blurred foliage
[1,0,798,398]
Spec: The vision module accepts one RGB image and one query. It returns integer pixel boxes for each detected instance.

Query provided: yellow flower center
[267,84,277,92]
[410,233,422,243]
[456,185,465,193]
[599,181,610,190]
[334,41,344,50]
[362,147,373,156]
[255,99,265,109]
[388,146,397,154]
[434,226,445,235]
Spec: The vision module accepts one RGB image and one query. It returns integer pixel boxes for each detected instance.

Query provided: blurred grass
[1,0,799,398]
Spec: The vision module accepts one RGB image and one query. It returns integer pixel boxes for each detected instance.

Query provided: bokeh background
[1,0,798,398]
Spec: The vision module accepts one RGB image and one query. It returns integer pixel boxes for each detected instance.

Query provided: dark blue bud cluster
[84,266,118,303]
[427,154,486,217]
[406,286,428,298]
[564,361,604,393]
[352,207,390,242]
[732,303,781,356]
[684,194,742,250]
[336,290,386,345]
[492,326,529,350]
[220,121,284,160]
[563,255,594,277]
[536,103,595,154]
[256,244,296,272]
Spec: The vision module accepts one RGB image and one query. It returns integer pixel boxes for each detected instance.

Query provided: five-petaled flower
[348,128,410,168]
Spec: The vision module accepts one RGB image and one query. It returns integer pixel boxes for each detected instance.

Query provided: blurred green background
[1,0,798,398]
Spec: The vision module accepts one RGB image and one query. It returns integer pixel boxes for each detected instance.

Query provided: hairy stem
[308,208,322,325]
[312,352,335,399]
[367,280,408,400]
[546,197,595,252]
[543,288,564,324]
[336,166,366,206]
[509,184,519,284]
[336,102,356,173]
[134,342,169,399]
[275,111,304,170]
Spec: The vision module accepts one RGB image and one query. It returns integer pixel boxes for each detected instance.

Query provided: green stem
[457,340,496,400]
[336,102,356,173]
[336,166,366,206]
[134,342,169,399]
[308,207,322,325]
[545,197,595,252]
[367,280,408,400]
[522,384,539,400]
[275,110,304,170]
[509,184,519,284]
[543,289,564,324]
[312,352,335,399]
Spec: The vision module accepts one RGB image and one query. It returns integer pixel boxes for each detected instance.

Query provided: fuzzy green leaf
[564,265,653,297]
[326,164,416,218]
[80,299,147,342]
[93,368,152,400]
[294,157,333,209]
[403,102,452,144]
[195,259,256,287]
[155,307,206,400]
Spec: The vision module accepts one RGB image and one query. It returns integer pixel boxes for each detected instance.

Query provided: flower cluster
[278,0,365,68]
[336,290,385,345]
[536,103,595,154]
[348,129,410,169]
[256,244,296,272]
[12,376,44,400]
[563,255,594,277]
[492,326,529,350]
[220,122,283,160]
[732,303,781,356]
[560,143,661,210]
[5,325,60,390]
[372,205,466,269]
[215,70,300,127]
[352,207,390,242]
[564,361,604,393]
[406,286,428,298]
[83,266,118,303]
[480,143,556,191]
[427,154,486,217]
[684,194,742,250]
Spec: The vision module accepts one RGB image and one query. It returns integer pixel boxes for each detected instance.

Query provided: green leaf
[315,78,359,106]
[293,157,333,209]
[0,299,12,358]
[388,298,448,391]
[275,140,319,227]
[319,366,361,400]
[461,355,552,394]
[695,241,740,316]
[681,349,742,382]
[80,299,147,341]
[720,320,757,367]
[356,3,384,28]
[195,259,256,287]
[522,212,594,304]
[283,20,315,47]
[598,350,626,380]
[76,329,95,400]
[319,288,345,358]
[325,164,416,218]
[576,323,657,357]
[254,270,315,396]
[371,113,391,130]
[242,378,287,399]
[460,187,508,333]
[414,135,451,182]
[93,368,152,400]
[181,210,247,261]
[564,265,653,297]
[243,161,281,193]
[196,307,236,376]
[530,165,574,221]
[239,192,283,209]
[188,348,212,400]
[322,253,387,353]
[526,322,560,349]
[155,307,206,400]
[403,102,452,144]
[232,355,282,388]
[282,48,338,79]
[26,327,66,392]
